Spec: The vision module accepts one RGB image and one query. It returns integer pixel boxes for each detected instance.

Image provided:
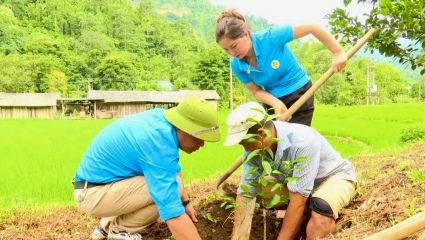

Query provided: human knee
[309,197,335,227]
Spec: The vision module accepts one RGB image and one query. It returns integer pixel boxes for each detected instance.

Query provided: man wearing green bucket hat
[72,96,220,240]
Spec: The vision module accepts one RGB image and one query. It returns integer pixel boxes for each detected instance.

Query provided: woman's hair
[215,9,251,43]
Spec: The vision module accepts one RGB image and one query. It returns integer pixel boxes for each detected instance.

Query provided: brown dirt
[1,143,424,240]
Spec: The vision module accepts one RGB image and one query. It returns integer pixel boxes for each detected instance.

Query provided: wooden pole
[94,101,97,119]
[61,100,64,118]
[363,210,425,240]
[284,28,377,117]
[231,198,256,240]
[418,230,425,240]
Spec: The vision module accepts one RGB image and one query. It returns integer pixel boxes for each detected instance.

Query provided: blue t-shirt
[74,109,184,221]
[230,25,309,98]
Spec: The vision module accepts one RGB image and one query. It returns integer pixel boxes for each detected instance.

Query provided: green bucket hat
[164,97,221,142]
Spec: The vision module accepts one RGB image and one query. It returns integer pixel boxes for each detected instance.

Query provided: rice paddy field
[0,102,424,211]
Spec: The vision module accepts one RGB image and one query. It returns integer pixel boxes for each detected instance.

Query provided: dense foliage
[0,0,422,107]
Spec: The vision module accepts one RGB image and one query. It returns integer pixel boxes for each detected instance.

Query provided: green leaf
[265,194,281,209]
[245,138,260,143]
[272,170,284,175]
[247,167,259,174]
[294,156,308,163]
[260,176,268,187]
[241,133,258,140]
[265,148,274,159]
[262,161,272,175]
[283,161,291,170]
[286,177,298,183]
[267,137,280,143]
[262,128,272,137]
[250,181,260,189]
[266,115,276,121]
[271,183,283,192]
[292,165,304,171]
[246,117,262,125]
[250,107,266,115]
[240,184,252,194]
[245,149,261,163]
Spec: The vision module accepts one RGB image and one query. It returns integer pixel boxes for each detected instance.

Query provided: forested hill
[0,0,270,102]
[136,0,271,41]
[0,0,421,107]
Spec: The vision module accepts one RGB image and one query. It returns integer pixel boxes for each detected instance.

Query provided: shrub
[399,123,425,143]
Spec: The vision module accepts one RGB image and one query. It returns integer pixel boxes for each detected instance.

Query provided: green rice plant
[0,102,424,209]
[0,119,112,207]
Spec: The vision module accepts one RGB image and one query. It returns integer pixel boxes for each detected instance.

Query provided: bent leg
[306,198,335,239]
[306,178,356,239]
[74,176,158,233]
[74,176,184,233]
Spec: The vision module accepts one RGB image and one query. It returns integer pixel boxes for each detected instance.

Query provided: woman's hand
[332,51,347,73]
[275,104,291,122]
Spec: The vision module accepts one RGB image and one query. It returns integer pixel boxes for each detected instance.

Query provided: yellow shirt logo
[271,60,280,69]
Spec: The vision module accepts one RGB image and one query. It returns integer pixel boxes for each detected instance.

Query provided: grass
[0,102,424,209]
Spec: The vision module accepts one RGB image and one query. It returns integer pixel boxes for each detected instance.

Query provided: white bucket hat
[223,101,266,146]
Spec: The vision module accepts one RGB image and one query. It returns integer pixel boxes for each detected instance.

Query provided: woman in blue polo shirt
[215,9,347,126]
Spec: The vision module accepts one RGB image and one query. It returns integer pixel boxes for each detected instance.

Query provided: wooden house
[87,90,220,118]
[0,92,60,119]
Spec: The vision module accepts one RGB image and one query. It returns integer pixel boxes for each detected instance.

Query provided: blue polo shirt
[230,25,309,98]
[74,109,184,221]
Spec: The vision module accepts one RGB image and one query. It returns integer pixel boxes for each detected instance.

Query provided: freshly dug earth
[1,144,424,240]
[141,199,288,240]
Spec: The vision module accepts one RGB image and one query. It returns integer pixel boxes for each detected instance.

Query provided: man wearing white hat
[73,97,220,240]
[224,101,357,240]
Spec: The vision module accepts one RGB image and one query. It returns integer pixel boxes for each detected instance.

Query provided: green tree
[172,77,198,91]
[65,56,90,97]
[94,54,137,90]
[409,76,425,101]
[0,54,35,92]
[374,62,406,102]
[0,5,25,54]
[26,33,67,58]
[327,0,425,75]
[76,31,115,53]
[0,53,66,93]
[191,46,229,108]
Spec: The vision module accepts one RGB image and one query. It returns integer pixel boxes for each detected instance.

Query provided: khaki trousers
[261,176,356,219]
[73,176,183,233]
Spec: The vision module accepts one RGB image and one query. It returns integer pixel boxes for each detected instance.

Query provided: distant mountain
[358,42,422,81]
[130,0,272,42]
[129,0,421,80]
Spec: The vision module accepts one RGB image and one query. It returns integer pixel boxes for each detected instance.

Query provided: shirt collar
[250,32,261,58]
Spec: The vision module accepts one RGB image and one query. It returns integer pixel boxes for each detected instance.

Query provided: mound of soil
[140,199,288,240]
[1,143,424,240]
